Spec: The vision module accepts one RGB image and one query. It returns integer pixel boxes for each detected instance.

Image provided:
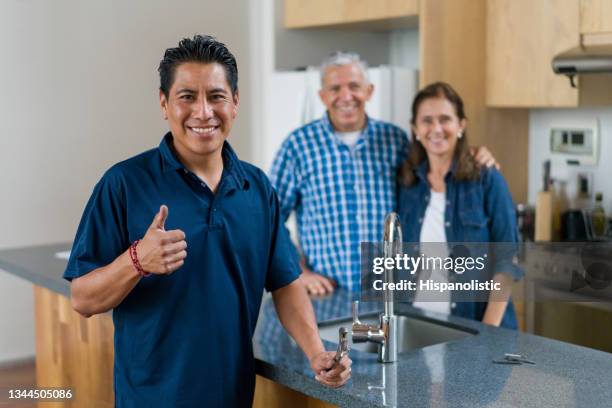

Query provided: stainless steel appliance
[522,244,612,352]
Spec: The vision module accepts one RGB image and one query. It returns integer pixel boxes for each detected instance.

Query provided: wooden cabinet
[486,0,580,107]
[486,0,612,107]
[34,286,115,408]
[284,0,418,30]
[581,0,612,34]
[420,0,530,203]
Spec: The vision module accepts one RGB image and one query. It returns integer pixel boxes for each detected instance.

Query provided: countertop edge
[254,359,380,408]
[0,258,70,297]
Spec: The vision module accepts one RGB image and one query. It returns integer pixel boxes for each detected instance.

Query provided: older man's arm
[272,279,351,388]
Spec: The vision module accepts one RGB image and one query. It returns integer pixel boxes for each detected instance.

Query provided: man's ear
[159,90,168,120]
[365,83,374,102]
[232,89,240,118]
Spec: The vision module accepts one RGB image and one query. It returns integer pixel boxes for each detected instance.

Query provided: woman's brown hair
[398,82,479,186]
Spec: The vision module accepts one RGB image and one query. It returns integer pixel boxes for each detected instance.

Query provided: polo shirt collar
[159,132,248,191]
[159,132,184,172]
[221,141,249,191]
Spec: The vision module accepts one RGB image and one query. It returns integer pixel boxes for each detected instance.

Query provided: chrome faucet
[351,212,402,363]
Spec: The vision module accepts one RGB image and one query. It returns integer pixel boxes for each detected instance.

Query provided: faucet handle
[335,327,350,361]
[352,300,361,325]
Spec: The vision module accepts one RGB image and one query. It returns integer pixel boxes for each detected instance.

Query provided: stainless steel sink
[318,312,477,354]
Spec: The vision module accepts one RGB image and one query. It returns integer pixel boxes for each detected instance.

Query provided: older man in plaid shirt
[270,52,496,296]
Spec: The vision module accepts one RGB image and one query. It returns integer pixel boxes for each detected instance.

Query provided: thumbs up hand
[135,205,187,275]
[151,204,168,230]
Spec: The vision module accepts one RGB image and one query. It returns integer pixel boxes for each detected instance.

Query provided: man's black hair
[158,34,238,97]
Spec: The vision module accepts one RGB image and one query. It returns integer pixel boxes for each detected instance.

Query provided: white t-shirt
[335,131,361,148]
[413,190,451,315]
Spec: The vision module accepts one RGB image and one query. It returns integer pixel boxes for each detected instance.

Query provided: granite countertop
[2,243,612,407]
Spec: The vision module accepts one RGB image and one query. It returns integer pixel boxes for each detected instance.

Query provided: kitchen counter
[2,243,612,407]
[0,243,71,297]
[254,291,612,407]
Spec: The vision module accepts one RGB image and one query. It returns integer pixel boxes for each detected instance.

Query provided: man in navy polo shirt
[64,35,351,407]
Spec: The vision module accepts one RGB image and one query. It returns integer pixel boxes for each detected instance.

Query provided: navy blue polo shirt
[64,133,300,407]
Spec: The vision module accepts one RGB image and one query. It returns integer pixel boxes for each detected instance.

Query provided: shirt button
[451,302,457,309]
[425,195,430,202]
[418,217,423,224]
[446,200,451,206]
[445,221,451,227]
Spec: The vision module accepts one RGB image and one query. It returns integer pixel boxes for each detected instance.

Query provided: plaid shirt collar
[321,111,376,148]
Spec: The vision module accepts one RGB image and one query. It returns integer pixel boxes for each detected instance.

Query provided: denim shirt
[397,160,523,329]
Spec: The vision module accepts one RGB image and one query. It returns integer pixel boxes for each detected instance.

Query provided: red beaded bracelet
[129,240,150,277]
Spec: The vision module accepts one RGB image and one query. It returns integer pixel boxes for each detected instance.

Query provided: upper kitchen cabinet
[284,0,419,30]
[486,0,580,107]
[487,0,612,107]
[581,0,612,35]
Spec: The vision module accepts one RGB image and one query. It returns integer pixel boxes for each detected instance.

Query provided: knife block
[535,191,553,241]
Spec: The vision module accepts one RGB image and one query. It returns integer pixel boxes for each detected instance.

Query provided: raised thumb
[151,205,168,230]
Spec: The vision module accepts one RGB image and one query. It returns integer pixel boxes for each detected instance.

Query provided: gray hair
[319,51,369,86]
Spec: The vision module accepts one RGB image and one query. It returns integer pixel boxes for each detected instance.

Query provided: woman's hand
[482,272,513,326]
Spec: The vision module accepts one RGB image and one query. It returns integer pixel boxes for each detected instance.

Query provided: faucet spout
[383,213,402,319]
[351,212,402,363]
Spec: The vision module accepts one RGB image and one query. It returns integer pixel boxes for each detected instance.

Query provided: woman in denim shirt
[397,82,522,329]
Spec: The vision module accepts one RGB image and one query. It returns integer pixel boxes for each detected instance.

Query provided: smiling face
[160,62,239,164]
[412,96,466,159]
[318,63,373,132]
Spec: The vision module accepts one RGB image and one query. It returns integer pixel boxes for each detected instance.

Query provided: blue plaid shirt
[269,114,409,291]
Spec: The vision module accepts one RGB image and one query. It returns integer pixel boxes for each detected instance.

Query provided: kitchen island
[1,243,611,407]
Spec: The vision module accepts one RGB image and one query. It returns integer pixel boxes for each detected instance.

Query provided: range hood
[552,44,612,87]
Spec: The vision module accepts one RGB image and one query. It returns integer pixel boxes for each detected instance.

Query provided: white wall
[529,108,612,214]
[0,0,253,363]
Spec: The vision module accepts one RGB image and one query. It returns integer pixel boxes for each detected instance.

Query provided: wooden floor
[0,359,36,408]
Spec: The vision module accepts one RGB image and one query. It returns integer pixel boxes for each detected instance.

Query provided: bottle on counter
[591,192,607,238]
[551,180,568,241]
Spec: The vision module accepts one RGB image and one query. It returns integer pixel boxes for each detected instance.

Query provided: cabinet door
[486,0,580,107]
[284,0,418,29]
[581,0,612,34]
